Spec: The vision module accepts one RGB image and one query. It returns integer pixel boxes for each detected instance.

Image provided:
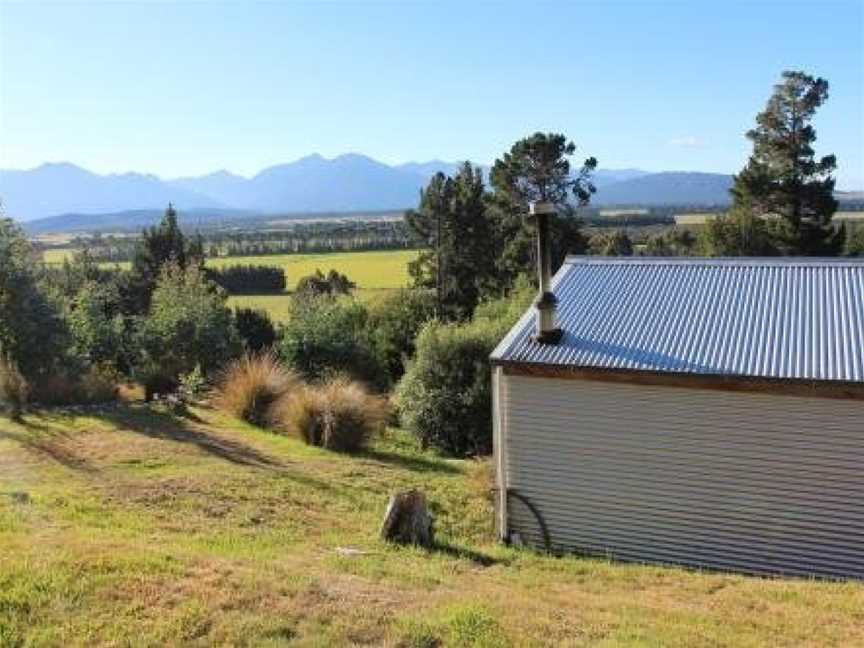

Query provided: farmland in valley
[41,248,419,320]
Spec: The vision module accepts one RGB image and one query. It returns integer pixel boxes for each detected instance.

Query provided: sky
[1,0,862,188]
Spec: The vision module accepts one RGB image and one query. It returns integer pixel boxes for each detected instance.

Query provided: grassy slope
[1,408,862,647]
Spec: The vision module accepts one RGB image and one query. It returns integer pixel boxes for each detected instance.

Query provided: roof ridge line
[565,255,864,267]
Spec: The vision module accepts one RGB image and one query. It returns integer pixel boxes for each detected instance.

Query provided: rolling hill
[592,171,734,206]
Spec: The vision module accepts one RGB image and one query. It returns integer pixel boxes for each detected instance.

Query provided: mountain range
[1,155,739,228]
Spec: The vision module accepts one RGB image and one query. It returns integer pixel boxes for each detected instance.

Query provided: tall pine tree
[405,163,494,320]
[124,203,192,313]
[732,71,844,255]
[489,133,596,287]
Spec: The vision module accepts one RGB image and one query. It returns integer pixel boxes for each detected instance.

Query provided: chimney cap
[529,201,556,215]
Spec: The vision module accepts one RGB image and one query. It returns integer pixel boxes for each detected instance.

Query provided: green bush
[294,269,355,297]
[848,226,864,257]
[698,208,777,256]
[277,295,386,388]
[367,289,437,383]
[0,355,29,420]
[396,280,533,457]
[0,219,69,380]
[137,263,241,394]
[395,320,501,456]
[589,229,633,256]
[29,364,119,406]
[66,281,126,369]
[234,307,277,352]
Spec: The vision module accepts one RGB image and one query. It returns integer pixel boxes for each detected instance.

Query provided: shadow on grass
[361,448,461,475]
[1,420,97,473]
[431,541,505,567]
[98,406,286,470]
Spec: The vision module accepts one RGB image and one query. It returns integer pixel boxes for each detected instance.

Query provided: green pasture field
[40,249,418,321]
[206,249,417,291]
[675,210,864,226]
[43,248,417,288]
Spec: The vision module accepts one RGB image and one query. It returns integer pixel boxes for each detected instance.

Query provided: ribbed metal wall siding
[493,259,864,382]
[502,375,864,579]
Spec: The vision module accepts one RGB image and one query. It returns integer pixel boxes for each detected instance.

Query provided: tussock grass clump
[215,352,298,427]
[280,378,388,452]
[0,356,29,420]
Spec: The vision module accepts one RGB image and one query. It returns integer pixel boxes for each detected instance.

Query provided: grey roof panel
[491,257,864,383]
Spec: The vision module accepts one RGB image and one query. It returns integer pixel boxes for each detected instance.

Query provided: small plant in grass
[178,364,207,403]
[214,352,298,427]
[0,354,29,421]
[280,378,388,452]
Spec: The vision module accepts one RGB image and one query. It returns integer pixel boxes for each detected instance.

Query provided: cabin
[491,251,864,579]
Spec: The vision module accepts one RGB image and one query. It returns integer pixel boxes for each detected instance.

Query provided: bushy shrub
[848,227,864,257]
[215,352,298,427]
[698,208,777,256]
[234,307,277,352]
[279,378,388,452]
[278,295,386,388]
[66,280,126,369]
[0,219,69,380]
[137,263,241,388]
[396,280,533,457]
[589,229,634,256]
[178,364,207,402]
[643,227,696,256]
[30,364,118,406]
[395,321,501,456]
[295,269,355,297]
[367,289,437,383]
[0,355,29,420]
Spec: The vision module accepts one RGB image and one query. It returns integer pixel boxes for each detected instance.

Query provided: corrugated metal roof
[491,257,864,383]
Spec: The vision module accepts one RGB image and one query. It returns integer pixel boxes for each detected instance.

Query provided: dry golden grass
[214,352,299,428]
[279,378,389,452]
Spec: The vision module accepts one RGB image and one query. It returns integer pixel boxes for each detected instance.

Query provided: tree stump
[379,489,434,548]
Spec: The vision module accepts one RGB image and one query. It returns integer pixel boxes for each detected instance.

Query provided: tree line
[44,220,415,263]
[405,70,860,322]
[205,265,286,294]
[2,69,860,457]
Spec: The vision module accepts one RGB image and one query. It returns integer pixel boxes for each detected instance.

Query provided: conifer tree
[732,71,844,255]
[489,132,596,286]
[125,203,192,313]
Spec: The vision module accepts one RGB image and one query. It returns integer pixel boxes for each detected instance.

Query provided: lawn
[1,406,862,646]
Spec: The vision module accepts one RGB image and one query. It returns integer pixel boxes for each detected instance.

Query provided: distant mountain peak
[1,155,746,224]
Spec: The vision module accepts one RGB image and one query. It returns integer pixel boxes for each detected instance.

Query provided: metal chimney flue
[530,201,562,344]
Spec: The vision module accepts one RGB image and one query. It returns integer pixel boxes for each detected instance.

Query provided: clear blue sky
[1,0,862,188]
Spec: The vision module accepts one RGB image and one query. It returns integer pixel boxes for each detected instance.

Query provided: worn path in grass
[1,407,862,646]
